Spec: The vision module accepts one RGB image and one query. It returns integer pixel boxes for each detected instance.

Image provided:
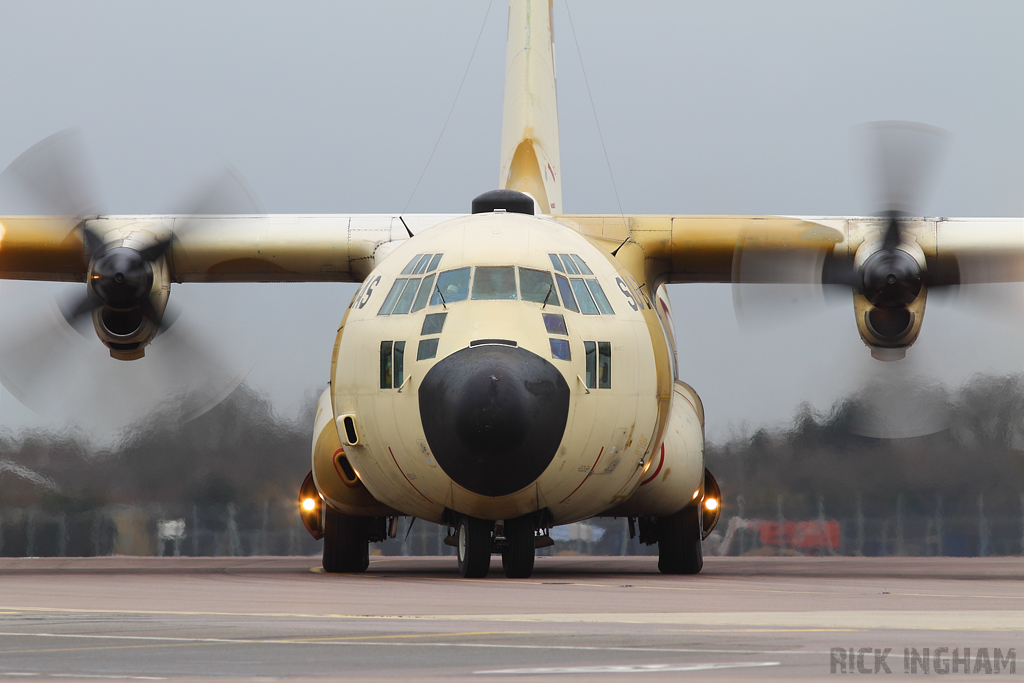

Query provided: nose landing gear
[500,515,537,578]
[453,513,540,578]
[456,515,495,578]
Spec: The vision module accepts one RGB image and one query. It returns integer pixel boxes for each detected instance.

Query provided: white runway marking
[0,631,817,656]
[476,662,780,675]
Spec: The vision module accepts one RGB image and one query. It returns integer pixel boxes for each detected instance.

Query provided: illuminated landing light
[302,497,317,511]
[704,497,718,511]
[692,490,699,499]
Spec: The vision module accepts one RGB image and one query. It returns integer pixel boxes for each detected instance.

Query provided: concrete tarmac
[0,555,1022,681]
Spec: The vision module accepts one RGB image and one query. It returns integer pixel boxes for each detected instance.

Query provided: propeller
[0,130,260,429]
[734,121,952,327]
[731,121,955,438]
[821,122,952,305]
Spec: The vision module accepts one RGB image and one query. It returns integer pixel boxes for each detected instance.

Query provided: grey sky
[1,1,1023,441]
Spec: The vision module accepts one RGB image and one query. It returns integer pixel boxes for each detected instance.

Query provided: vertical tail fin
[499,0,562,214]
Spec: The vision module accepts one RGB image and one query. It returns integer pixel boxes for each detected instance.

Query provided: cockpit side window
[555,274,579,313]
[400,256,421,275]
[431,267,471,305]
[421,312,447,335]
[543,313,567,335]
[410,274,435,312]
[548,254,564,272]
[598,342,612,389]
[558,254,580,275]
[378,278,408,315]
[411,254,432,275]
[380,341,393,388]
[391,278,420,315]
[583,341,612,389]
[584,341,597,388]
[393,341,406,387]
[585,279,615,314]
[570,254,593,275]
[571,279,600,315]
[519,267,559,305]
[379,340,406,388]
[472,266,517,300]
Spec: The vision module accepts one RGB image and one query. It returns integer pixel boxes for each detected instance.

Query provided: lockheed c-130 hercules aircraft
[2,0,1023,578]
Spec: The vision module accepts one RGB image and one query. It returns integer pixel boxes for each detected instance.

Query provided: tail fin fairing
[499,0,563,215]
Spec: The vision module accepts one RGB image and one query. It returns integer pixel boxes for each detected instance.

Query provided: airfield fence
[1,495,1023,558]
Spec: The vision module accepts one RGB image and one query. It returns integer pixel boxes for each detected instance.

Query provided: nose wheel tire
[457,515,494,578]
[657,505,703,575]
[501,515,537,578]
[322,505,370,573]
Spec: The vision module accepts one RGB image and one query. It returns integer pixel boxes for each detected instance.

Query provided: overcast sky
[1,1,1023,442]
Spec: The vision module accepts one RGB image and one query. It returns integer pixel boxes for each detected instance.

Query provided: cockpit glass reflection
[519,267,559,305]
[431,267,471,305]
[472,266,517,300]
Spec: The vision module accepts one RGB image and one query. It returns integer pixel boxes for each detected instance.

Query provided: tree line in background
[2,374,1024,556]
[708,373,1024,520]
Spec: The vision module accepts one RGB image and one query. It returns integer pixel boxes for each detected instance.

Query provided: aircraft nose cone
[419,344,570,497]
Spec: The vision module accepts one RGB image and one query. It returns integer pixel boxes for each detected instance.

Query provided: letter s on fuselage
[325,212,686,525]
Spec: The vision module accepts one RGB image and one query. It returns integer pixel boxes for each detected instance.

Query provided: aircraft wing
[555,214,1024,289]
[5,212,1023,288]
[0,214,459,283]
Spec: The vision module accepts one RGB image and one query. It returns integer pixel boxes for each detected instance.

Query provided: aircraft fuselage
[319,210,691,526]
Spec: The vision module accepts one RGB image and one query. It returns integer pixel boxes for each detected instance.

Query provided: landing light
[704,497,718,511]
[302,497,317,511]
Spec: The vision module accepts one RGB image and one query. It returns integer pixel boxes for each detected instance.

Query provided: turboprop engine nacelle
[84,225,174,361]
[89,254,169,361]
[839,219,935,362]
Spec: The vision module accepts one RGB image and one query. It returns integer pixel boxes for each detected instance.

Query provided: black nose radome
[418,344,570,497]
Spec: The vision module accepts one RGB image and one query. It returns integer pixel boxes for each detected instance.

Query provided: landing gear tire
[456,515,494,578]
[322,505,370,573]
[657,505,703,575]
[501,515,536,578]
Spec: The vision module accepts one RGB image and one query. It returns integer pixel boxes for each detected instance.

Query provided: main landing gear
[656,505,703,575]
[322,506,372,573]
[454,514,538,579]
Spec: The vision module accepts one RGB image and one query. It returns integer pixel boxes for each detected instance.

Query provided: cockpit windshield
[472,267,517,300]
[378,253,614,316]
[431,267,470,305]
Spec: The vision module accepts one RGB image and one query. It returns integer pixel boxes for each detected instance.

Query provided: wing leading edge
[0,214,459,284]
[557,214,1024,291]
[3,212,1023,287]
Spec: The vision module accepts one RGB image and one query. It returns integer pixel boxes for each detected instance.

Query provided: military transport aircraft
[1,0,1022,578]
